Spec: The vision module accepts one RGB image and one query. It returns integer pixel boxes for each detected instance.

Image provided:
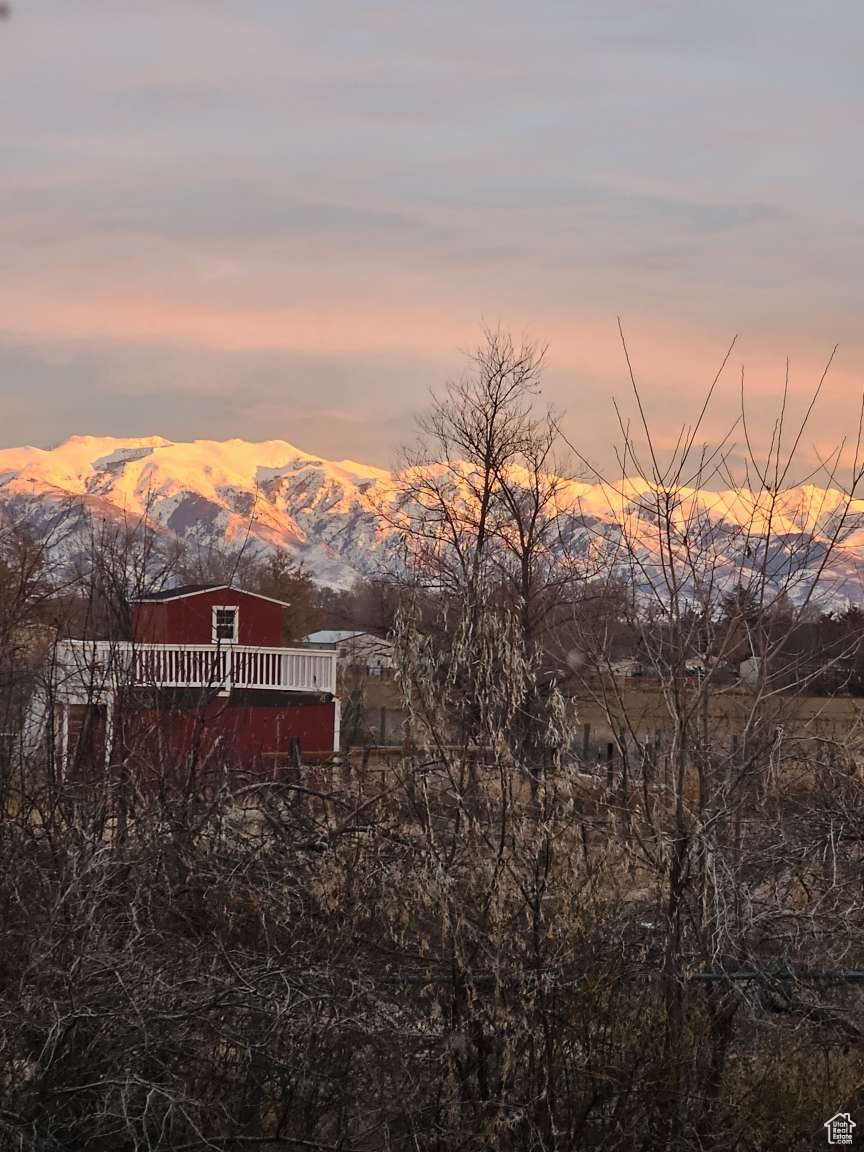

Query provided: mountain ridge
[1,434,864,598]
[0,435,398,587]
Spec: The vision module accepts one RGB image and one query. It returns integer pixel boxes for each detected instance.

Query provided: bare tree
[556,327,864,1147]
[389,327,584,772]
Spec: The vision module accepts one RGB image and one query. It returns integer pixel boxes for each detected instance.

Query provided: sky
[3,1,864,475]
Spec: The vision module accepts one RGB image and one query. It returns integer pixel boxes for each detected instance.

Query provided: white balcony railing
[54,640,336,701]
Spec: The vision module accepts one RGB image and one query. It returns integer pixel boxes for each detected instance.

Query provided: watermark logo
[825,1113,856,1145]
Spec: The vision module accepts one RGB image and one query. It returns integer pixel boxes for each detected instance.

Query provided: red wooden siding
[123,699,337,763]
[62,698,337,787]
[133,588,284,646]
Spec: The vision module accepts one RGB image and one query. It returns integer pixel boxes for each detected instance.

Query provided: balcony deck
[53,640,337,701]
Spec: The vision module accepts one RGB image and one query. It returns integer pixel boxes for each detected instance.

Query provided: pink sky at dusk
[2,1,864,475]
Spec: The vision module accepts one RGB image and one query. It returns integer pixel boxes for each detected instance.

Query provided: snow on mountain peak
[0,435,401,588]
[0,434,863,599]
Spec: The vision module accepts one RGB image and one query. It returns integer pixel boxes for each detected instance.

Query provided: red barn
[37,583,339,779]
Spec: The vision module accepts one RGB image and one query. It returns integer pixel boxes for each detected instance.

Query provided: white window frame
[211,605,239,644]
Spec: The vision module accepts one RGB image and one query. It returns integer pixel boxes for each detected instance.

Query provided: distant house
[29,584,340,776]
[304,630,394,677]
[304,630,406,747]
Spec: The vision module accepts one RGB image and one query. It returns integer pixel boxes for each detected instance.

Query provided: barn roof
[130,583,291,608]
[304,629,393,646]
[304,629,367,645]
[132,583,223,603]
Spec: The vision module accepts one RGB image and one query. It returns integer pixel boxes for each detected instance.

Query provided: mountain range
[1,435,864,603]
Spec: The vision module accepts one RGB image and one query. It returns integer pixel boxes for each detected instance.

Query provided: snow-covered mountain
[0,435,397,587]
[1,434,864,602]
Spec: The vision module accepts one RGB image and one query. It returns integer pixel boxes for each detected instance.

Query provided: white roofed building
[304,630,394,677]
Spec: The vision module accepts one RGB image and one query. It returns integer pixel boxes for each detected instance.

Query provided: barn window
[212,605,239,644]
